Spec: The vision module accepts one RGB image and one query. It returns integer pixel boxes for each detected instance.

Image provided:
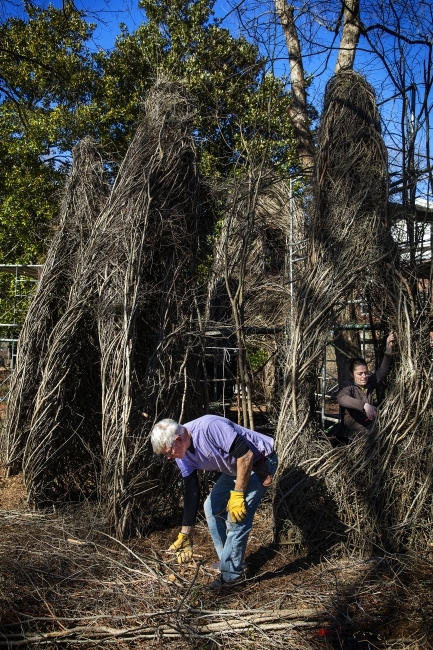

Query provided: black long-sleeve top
[337,353,392,435]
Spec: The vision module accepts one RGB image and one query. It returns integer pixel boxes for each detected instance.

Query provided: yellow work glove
[168,532,193,564]
[227,490,248,523]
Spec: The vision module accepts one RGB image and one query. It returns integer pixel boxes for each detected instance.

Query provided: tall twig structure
[2,137,107,477]
[96,82,205,537]
[208,170,305,424]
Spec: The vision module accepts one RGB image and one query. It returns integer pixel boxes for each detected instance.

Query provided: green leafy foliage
[134,0,297,176]
[0,4,99,322]
[0,4,99,265]
[246,343,269,372]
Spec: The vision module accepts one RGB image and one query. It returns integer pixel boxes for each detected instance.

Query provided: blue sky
[6,0,431,204]
[50,0,148,49]
[39,0,232,51]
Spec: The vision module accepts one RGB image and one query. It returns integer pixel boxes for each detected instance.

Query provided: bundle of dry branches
[1,137,107,477]
[209,171,305,329]
[357,285,433,553]
[1,500,432,649]
[274,70,432,557]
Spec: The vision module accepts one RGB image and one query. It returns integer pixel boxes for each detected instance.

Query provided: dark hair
[349,357,368,375]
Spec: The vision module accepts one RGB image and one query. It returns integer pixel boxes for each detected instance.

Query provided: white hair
[151,418,184,454]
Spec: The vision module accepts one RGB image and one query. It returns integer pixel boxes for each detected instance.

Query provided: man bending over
[151,414,278,590]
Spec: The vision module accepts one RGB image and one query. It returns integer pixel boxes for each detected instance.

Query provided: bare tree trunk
[335,0,362,73]
[274,0,315,176]
[236,365,241,424]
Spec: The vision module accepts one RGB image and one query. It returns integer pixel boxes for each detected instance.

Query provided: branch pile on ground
[16,82,206,537]
[0,504,432,648]
[1,137,107,477]
[273,71,432,557]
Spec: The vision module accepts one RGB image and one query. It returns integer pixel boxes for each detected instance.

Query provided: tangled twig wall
[3,82,207,538]
[274,70,433,557]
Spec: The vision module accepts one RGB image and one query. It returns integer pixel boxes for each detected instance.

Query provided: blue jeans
[203,453,278,582]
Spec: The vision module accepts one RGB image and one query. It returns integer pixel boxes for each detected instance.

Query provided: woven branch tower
[274,70,433,557]
[2,137,108,477]
[96,82,206,537]
[209,171,304,329]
